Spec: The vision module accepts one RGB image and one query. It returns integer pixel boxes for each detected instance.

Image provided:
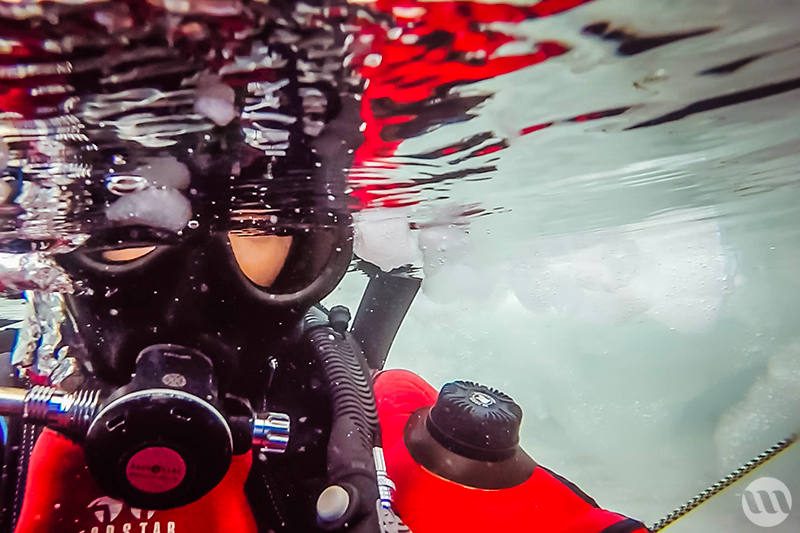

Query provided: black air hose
[304,309,381,533]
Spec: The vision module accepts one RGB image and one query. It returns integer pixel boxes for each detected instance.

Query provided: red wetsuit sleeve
[14,429,257,533]
[373,369,651,533]
[559,511,652,533]
[374,368,438,449]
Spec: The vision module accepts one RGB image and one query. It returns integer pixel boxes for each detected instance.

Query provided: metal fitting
[373,446,396,509]
[252,411,290,453]
[0,385,100,435]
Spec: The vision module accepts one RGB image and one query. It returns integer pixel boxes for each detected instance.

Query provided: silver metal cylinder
[44,388,101,434]
[0,387,27,416]
[252,411,290,453]
[0,385,100,435]
[373,446,396,509]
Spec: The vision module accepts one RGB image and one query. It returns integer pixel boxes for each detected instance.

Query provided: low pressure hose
[304,309,382,533]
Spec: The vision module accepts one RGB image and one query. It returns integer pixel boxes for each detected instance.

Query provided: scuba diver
[0,0,650,532]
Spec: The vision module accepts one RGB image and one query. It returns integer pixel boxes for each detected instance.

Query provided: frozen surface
[194,74,237,127]
[106,188,192,232]
[133,156,191,191]
[353,209,420,272]
[327,0,800,530]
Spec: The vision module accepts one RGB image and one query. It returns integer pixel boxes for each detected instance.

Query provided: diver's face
[59,233,299,389]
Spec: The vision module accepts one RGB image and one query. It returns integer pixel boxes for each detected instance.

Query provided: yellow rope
[651,433,798,532]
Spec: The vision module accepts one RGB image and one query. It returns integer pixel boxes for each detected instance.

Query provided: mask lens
[101,246,157,263]
[228,234,293,288]
[229,227,344,296]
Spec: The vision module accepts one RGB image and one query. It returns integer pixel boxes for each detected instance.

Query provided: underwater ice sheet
[0,0,799,530]
[326,0,800,530]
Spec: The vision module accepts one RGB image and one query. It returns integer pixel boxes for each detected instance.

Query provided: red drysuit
[13,369,649,533]
[13,430,258,533]
[373,369,650,533]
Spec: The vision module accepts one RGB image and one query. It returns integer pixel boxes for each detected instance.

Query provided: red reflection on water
[350,0,594,208]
